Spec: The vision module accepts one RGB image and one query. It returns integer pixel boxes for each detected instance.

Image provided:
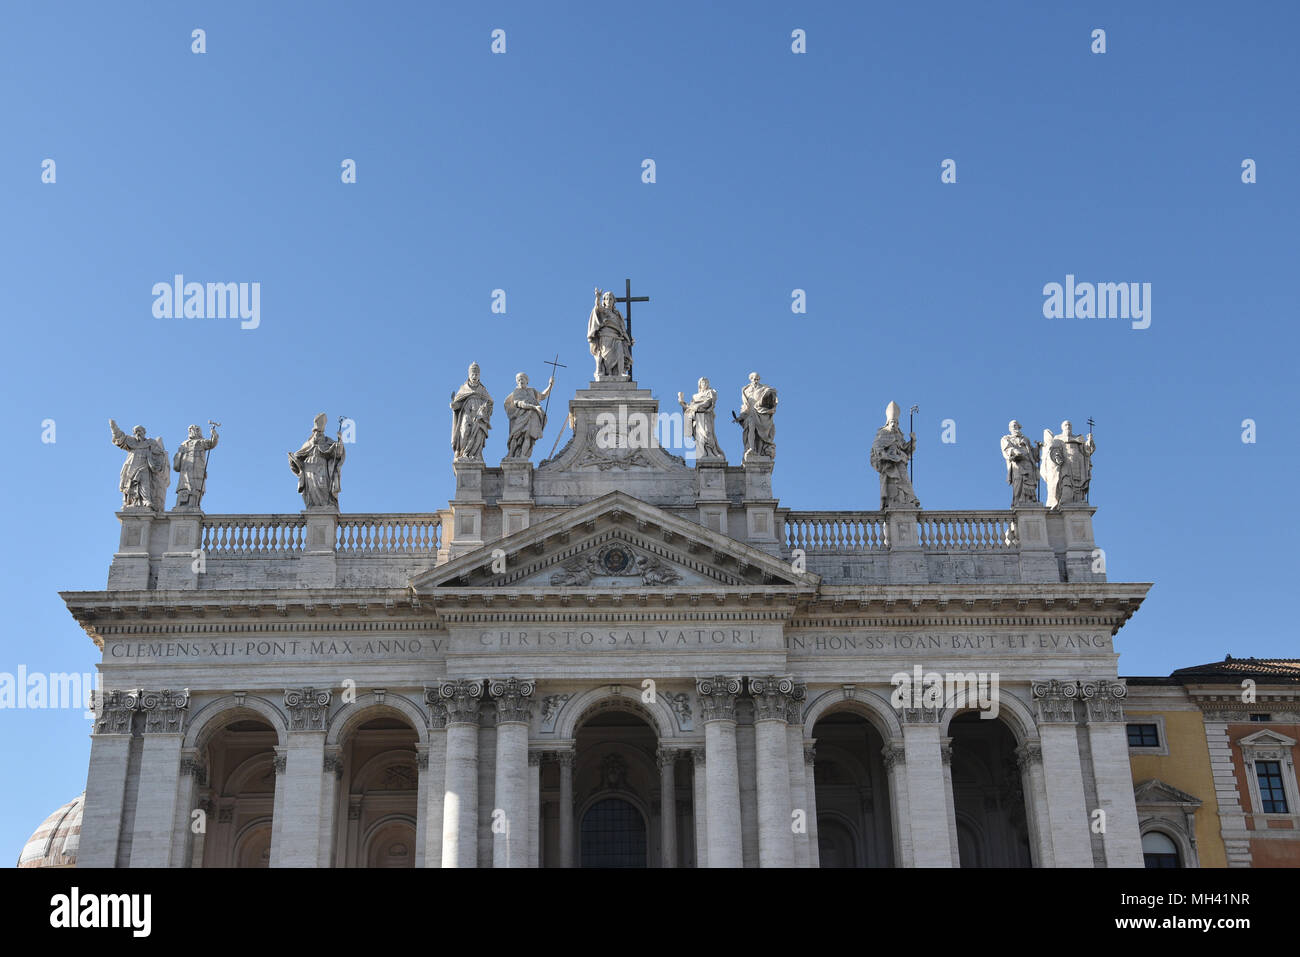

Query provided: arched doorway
[200,718,278,868]
[948,712,1032,867]
[810,711,894,867]
[335,715,419,867]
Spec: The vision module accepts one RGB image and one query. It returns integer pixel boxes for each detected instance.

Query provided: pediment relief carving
[539,424,690,474]
[1134,778,1202,809]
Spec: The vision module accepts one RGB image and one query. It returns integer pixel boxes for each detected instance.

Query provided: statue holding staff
[869,401,920,508]
[504,371,554,460]
[288,413,345,508]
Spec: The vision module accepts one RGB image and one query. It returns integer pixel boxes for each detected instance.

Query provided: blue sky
[1,2,1295,859]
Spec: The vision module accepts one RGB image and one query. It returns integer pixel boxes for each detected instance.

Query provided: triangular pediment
[1134,778,1202,809]
[1238,728,1297,749]
[412,491,818,592]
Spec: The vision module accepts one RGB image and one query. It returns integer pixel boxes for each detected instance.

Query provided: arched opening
[1142,830,1180,868]
[569,705,664,868]
[948,712,1032,867]
[334,714,419,867]
[811,710,894,867]
[200,717,278,868]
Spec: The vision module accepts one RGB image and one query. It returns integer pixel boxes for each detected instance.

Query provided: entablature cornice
[797,583,1150,632]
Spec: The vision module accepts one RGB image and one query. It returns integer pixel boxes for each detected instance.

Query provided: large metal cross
[542,353,566,417]
[614,278,650,338]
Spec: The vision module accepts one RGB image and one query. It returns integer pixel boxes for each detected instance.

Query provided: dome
[17,793,83,868]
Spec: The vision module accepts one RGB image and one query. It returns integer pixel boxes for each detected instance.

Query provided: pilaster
[128,689,190,867]
[898,705,953,865]
[1031,680,1094,866]
[449,462,486,558]
[1012,504,1059,582]
[108,509,156,589]
[885,507,927,583]
[1080,681,1144,866]
[159,510,204,590]
[300,507,338,587]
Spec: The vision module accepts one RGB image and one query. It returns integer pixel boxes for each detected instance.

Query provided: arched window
[580,798,646,868]
[1141,831,1180,868]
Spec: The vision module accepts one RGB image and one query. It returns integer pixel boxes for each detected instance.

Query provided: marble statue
[587,288,633,379]
[1040,421,1094,508]
[736,372,778,460]
[451,362,493,461]
[869,402,920,508]
[173,423,219,509]
[1000,420,1040,506]
[678,377,724,460]
[504,371,554,460]
[109,420,169,512]
[288,413,345,508]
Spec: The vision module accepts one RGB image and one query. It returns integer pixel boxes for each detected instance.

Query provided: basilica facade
[58,301,1148,868]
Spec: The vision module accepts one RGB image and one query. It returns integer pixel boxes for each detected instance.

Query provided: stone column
[490,678,534,868]
[557,750,576,868]
[1031,680,1093,867]
[657,748,679,868]
[440,679,483,868]
[170,750,206,867]
[420,694,449,867]
[899,707,954,866]
[269,749,287,864]
[804,745,820,867]
[344,796,361,866]
[1081,681,1144,867]
[940,736,961,866]
[697,676,743,868]
[320,746,343,867]
[528,752,542,868]
[1015,742,1055,867]
[882,742,912,867]
[79,691,137,867]
[129,690,190,867]
[785,692,811,867]
[270,688,332,867]
[748,676,796,867]
[691,748,708,868]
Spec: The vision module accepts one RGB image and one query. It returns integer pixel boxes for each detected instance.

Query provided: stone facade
[62,346,1151,867]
